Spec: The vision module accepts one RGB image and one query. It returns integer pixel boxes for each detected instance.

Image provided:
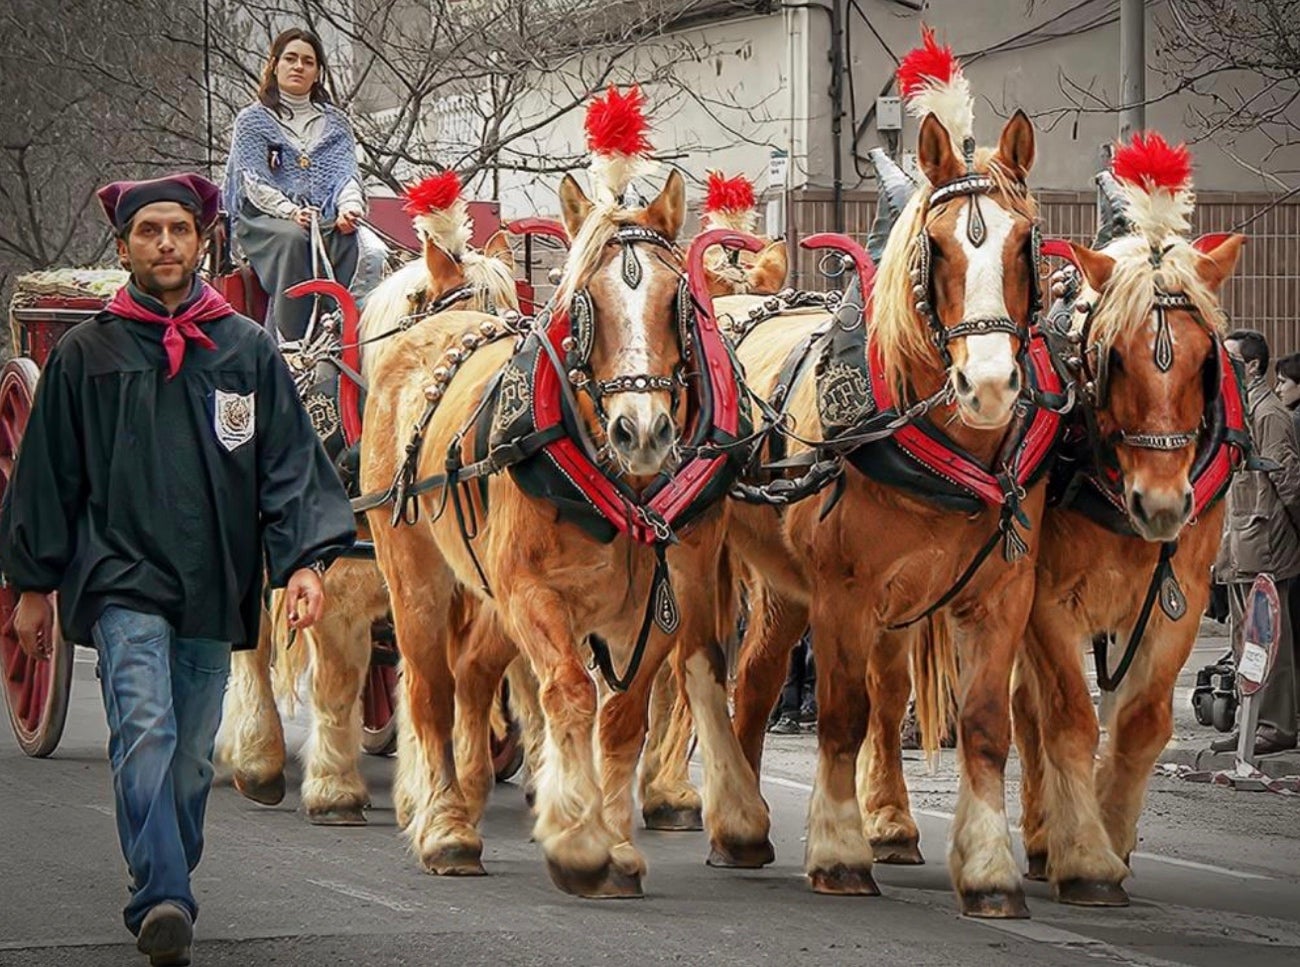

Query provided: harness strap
[1094,541,1177,692]
[587,543,675,692]
[886,520,1005,630]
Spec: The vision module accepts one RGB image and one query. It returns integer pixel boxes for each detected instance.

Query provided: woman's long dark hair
[257,28,334,117]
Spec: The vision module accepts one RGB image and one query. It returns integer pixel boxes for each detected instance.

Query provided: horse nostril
[1008,369,1021,392]
[611,415,637,451]
[1129,491,1149,525]
[954,370,973,396]
[652,412,674,449]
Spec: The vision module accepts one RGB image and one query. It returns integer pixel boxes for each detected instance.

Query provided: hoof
[1025,852,1048,881]
[642,804,704,832]
[305,805,367,827]
[422,843,486,877]
[871,837,924,865]
[960,889,1031,919]
[233,771,285,807]
[706,838,775,869]
[546,858,643,899]
[1054,878,1130,907]
[808,865,881,896]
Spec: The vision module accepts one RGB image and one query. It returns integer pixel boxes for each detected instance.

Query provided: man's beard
[134,262,197,300]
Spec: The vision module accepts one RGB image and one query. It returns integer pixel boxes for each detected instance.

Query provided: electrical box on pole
[876,96,903,132]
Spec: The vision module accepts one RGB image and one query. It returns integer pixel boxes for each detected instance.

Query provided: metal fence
[786,188,1300,361]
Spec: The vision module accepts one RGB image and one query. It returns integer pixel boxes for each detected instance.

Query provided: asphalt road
[1,641,1298,967]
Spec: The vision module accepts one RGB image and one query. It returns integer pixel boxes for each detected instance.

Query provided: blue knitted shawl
[222,102,359,225]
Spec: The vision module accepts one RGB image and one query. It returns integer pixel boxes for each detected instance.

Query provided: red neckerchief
[107,279,231,379]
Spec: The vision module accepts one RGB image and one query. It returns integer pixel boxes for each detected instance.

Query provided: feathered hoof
[871,837,924,865]
[706,837,775,869]
[305,804,367,827]
[546,857,643,899]
[233,771,286,807]
[807,864,881,896]
[422,843,486,877]
[960,888,1031,919]
[643,804,704,832]
[1025,852,1048,881]
[1054,878,1129,907]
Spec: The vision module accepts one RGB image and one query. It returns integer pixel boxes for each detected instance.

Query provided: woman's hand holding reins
[335,209,361,235]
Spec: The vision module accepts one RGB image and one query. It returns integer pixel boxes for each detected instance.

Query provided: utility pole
[1119,0,1145,140]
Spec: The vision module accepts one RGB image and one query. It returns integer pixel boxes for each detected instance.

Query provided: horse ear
[917,113,964,187]
[1196,233,1246,292]
[559,174,593,241]
[644,169,686,241]
[747,240,789,294]
[482,230,516,277]
[1068,242,1115,294]
[423,239,465,298]
[994,109,1036,181]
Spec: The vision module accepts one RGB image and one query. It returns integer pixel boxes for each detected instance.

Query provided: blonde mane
[555,203,660,306]
[1076,234,1225,346]
[868,154,1037,401]
[358,249,520,380]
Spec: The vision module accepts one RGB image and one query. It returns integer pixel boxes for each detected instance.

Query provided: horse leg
[679,630,775,869]
[1010,659,1048,882]
[639,655,704,831]
[1022,615,1128,905]
[860,629,923,865]
[1096,618,1198,868]
[386,565,483,876]
[504,595,633,898]
[453,608,517,826]
[504,656,544,809]
[300,612,372,826]
[804,595,877,895]
[732,586,809,775]
[948,602,1028,918]
[220,612,287,806]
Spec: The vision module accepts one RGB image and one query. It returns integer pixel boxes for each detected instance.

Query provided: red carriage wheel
[0,358,74,757]
[360,637,399,757]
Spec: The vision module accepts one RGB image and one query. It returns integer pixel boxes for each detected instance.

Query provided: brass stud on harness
[912,284,926,300]
[423,384,444,402]
[479,320,497,337]
[561,336,577,352]
[461,332,482,350]
[568,368,589,387]
[445,348,465,365]
[432,366,451,383]
[1074,300,1092,314]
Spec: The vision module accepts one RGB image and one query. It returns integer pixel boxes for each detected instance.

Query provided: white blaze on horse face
[951,200,1020,428]
[599,255,676,476]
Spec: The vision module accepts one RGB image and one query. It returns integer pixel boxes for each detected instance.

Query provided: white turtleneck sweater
[243,89,365,221]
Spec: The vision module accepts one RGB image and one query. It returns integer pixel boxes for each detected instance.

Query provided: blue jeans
[92,606,231,935]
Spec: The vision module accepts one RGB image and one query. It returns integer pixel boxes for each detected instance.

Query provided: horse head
[1067,232,1245,541]
[702,239,788,297]
[557,169,689,478]
[909,109,1039,429]
[421,228,519,313]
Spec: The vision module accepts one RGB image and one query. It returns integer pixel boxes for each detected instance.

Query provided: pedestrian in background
[769,629,816,734]
[1213,330,1300,755]
[0,173,355,965]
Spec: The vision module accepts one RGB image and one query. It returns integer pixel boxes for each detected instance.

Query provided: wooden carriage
[0,202,550,773]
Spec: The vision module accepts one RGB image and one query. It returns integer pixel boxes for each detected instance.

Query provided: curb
[1159,744,1300,779]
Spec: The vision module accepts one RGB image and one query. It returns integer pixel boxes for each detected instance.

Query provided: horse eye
[1108,346,1125,373]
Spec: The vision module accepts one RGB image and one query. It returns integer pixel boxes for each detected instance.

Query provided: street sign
[1236,573,1280,697]
[767,149,789,190]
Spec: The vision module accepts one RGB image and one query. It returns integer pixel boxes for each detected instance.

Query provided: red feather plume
[1112,133,1192,192]
[704,171,756,213]
[897,24,959,99]
[402,170,462,215]
[585,85,653,158]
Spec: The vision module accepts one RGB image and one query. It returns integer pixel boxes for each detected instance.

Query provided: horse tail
[910,612,958,770]
[268,589,312,717]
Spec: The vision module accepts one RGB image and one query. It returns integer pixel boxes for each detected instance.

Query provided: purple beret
[97,173,221,232]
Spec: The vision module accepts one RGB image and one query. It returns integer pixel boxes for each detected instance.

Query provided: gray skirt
[235,203,359,342]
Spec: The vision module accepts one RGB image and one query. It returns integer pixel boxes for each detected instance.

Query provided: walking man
[0,173,356,965]
[1214,329,1300,755]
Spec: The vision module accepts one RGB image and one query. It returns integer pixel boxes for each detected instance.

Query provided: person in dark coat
[1213,330,1300,756]
[0,172,356,966]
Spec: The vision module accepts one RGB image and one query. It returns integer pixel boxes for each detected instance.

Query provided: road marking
[305,878,421,913]
[760,774,1273,881]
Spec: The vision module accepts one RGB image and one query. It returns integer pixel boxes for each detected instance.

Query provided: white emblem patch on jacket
[214,389,256,452]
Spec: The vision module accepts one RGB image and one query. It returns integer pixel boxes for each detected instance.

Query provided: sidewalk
[1157,617,1300,780]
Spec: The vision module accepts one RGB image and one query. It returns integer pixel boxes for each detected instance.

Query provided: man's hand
[11,592,54,660]
[285,567,326,630]
[335,209,361,235]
